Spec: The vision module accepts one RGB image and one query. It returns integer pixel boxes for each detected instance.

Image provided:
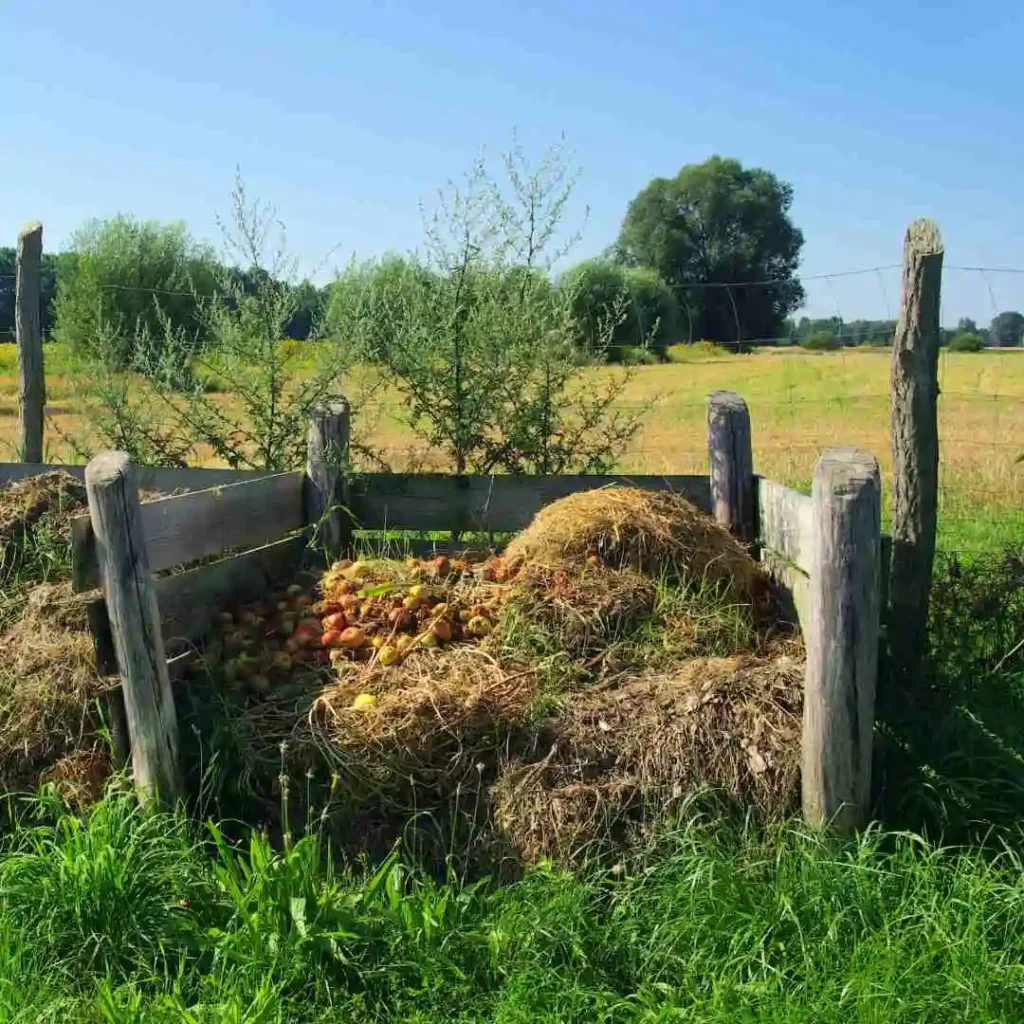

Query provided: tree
[615,156,804,346]
[560,259,680,360]
[334,138,645,475]
[990,310,1024,348]
[949,331,983,352]
[52,216,220,369]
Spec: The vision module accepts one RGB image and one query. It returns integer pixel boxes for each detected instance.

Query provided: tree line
[2,153,1021,360]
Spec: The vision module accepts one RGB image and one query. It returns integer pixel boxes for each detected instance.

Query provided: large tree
[615,156,804,345]
[990,310,1024,348]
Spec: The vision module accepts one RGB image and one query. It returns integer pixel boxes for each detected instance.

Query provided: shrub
[53,216,219,370]
[800,330,839,351]
[949,331,984,353]
[561,259,680,361]
[665,340,728,362]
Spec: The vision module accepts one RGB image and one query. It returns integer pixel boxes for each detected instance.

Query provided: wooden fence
[2,393,884,829]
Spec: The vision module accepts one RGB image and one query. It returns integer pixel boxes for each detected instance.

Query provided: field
[2,343,1021,552]
[2,344,1024,1021]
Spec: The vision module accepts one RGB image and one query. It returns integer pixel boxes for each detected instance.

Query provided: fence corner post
[305,397,351,560]
[16,221,45,464]
[803,446,881,833]
[890,217,943,682]
[85,451,181,805]
[707,389,754,542]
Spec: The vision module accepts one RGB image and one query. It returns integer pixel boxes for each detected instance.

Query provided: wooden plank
[85,452,181,804]
[757,477,815,574]
[890,218,943,682]
[802,447,881,834]
[153,533,308,648]
[71,471,304,592]
[0,462,268,491]
[759,549,810,634]
[16,222,44,463]
[349,474,712,533]
[707,391,754,541]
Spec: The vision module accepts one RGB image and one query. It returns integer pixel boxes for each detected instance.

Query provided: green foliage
[334,138,646,475]
[665,340,729,362]
[3,788,1024,1020]
[990,310,1024,348]
[949,331,984,352]
[615,155,804,345]
[561,259,679,361]
[0,248,72,339]
[800,329,840,351]
[52,216,220,369]
[68,178,360,472]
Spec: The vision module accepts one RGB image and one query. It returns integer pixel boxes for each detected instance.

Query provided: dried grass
[0,582,111,792]
[504,487,763,602]
[493,649,804,863]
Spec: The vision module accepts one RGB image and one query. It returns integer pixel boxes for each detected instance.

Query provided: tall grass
[2,790,1024,1021]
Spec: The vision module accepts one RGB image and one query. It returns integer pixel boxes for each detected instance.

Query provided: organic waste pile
[0,473,114,796]
[194,487,805,866]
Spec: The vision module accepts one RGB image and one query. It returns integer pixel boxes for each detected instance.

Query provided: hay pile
[0,582,111,792]
[493,651,803,862]
[504,487,763,602]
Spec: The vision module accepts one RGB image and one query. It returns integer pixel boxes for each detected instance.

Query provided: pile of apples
[211,553,515,697]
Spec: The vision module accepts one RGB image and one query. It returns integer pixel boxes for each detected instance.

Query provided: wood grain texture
[348,473,712,533]
[154,533,308,648]
[890,218,943,681]
[85,452,181,804]
[757,477,814,574]
[71,471,304,592]
[707,390,754,542]
[16,222,44,463]
[305,399,351,559]
[802,447,881,834]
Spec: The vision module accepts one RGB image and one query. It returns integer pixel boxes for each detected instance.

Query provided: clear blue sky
[2,0,1022,323]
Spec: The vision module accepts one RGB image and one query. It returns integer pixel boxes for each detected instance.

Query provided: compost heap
[0,473,113,797]
[203,487,803,864]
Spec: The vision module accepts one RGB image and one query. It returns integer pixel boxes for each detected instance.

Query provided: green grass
[2,790,1024,1022]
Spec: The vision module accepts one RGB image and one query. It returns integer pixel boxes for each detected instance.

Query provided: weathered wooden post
[85,452,181,804]
[305,398,351,559]
[890,219,944,682]
[707,390,754,543]
[803,447,881,833]
[16,221,44,463]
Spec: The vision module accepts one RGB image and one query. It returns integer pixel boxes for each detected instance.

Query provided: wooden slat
[0,462,268,491]
[760,549,810,634]
[349,474,712,533]
[153,533,309,648]
[71,471,304,592]
[757,477,814,574]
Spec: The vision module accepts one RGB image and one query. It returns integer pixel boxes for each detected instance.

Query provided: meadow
[2,343,1021,552]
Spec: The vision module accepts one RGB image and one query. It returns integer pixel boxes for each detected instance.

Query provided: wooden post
[707,390,754,542]
[305,398,351,559]
[16,221,45,463]
[889,219,943,682]
[802,447,881,833]
[85,452,181,804]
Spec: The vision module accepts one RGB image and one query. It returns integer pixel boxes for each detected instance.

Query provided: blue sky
[1,0,1022,323]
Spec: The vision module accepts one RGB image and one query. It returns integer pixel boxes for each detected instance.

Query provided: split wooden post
[16,221,44,463]
[707,390,754,542]
[802,447,882,833]
[305,398,351,559]
[890,218,944,682]
[85,451,181,804]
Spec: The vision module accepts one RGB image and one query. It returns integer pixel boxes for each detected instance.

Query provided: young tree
[990,310,1024,348]
[615,156,804,346]
[335,137,646,475]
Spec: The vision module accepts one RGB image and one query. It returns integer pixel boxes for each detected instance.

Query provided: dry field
[1,344,1021,548]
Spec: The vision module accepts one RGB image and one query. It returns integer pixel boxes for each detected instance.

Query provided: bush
[561,259,680,361]
[949,331,984,352]
[800,330,839,351]
[665,340,728,362]
[53,216,219,370]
